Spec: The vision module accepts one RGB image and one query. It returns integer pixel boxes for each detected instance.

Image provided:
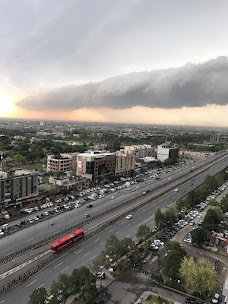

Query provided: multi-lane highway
[0,152,226,260]
[0,151,228,303]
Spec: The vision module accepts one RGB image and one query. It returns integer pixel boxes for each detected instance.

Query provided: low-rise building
[120,145,155,159]
[47,153,78,173]
[211,133,228,144]
[77,150,116,182]
[0,169,38,207]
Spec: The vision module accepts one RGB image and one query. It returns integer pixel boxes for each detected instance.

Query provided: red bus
[51,229,84,254]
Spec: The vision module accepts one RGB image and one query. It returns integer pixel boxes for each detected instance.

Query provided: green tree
[70,267,97,301]
[163,208,176,228]
[28,287,48,304]
[162,249,185,279]
[105,235,122,261]
[191,227,207,247]
[162,241,187,279]
[5,156,13,165]
[136,225,150,242]
[13,153,26,165]
[165,241,187,256]
[221,195,228,212]
[202,209,222,231]
[120,237,133,255]
[50,273,71,303]
[155,208,164,228]
[180,257,217,294]
[91,251,108,271]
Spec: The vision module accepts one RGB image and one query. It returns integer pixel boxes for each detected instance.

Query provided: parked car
[126,214,133,219]
[212,293,220,304]
[84,214,90,218]
[87,204,93,208]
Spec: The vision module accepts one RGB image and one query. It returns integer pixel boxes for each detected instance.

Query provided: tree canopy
[190,227,207,247]
[136,224,150,241]
[180,257,217,294]
[28,287,48,304]
[162,241,187,279]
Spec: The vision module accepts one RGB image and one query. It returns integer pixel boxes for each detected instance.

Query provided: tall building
[0,169,38,207]
[157,143,179,162]
[47,153,78,173]
[77,151,116,182]
[115,151,136,175]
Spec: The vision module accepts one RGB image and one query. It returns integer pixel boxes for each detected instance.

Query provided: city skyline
[1,0,228,127]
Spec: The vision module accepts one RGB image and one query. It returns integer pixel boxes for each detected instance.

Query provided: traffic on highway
[0,151,228,304]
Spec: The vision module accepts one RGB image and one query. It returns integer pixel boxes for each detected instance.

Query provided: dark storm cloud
[16,57,228,110]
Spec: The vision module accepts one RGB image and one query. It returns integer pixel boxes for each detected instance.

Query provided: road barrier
[0,153,227,267]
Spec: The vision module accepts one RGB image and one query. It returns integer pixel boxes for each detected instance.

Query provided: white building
[157,144,179,162]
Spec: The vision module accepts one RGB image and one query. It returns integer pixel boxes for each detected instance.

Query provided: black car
[87,204,93,208]
[185,297,197,304]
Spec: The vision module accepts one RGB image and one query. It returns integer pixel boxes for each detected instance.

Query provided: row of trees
[29,267,97,304]
[176,172,228,211]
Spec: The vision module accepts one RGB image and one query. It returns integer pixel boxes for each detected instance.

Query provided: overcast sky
[1,0,228,126]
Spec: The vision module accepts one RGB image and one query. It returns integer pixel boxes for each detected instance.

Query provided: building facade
[157,144,179,162]
[0,169,38,207]
[120,145,155,159]
[115,151,136,175]
[211,133,228,144]
[77,151,116,182]
[47,153,78,173]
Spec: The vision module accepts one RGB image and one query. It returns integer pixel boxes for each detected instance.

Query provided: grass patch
[146,294,173,304]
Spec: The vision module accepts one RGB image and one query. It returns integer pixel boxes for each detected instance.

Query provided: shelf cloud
[16,56,228,111]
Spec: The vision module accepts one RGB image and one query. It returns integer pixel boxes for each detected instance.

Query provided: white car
[174,188,179,192]
[212,293,219,304]
[111,196,115,200]
[126,214,133,220]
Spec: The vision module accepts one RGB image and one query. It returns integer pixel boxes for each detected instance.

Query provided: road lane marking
[26,238,34,243]
[94,238,100,242]
[0,250,50,280]
[54,262,63,269]
[90,255,97,260]
[0,300,5,303]
[83,252,89,257]
[109,229,113,232]
[74,249,83,254]
[26,280,37,287]
[61,266,69,272]
[100,241,105,245]
[115,231,120,235]
[125,235,130,238]
[38,284,44,288]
